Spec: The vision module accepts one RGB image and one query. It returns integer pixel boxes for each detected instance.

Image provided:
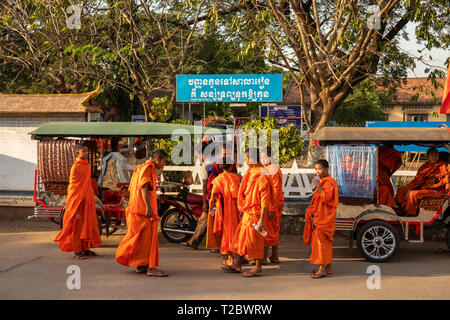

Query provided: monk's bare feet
[221,265,241,273]
[313,264,333,274]
[312,265,328,278]
[242,268,262,277]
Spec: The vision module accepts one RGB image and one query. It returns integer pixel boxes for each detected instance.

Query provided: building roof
[390,77,445,105]
[283,77,446,106]
[0,87,102,114]
[283,80,311,105]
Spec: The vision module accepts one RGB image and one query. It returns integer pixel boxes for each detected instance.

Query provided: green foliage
[148,97,173,122]
[333,81,389,124]
[242,117,304,165]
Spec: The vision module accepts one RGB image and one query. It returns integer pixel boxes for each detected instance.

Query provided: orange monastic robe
[263,163,285,247]
[116,161,160,268]
[303,175,339,265]
[209,172,242,254]
[231,166,272,260]
[375,145,402,207]
[395,161,449,216]
[54,158,102,253]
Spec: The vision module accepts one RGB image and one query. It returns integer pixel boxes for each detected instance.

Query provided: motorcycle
[158,175,204,243]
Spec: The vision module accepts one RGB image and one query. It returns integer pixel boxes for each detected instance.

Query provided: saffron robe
[375,145,402,207]
[263,163,285,247]
[395,161,449,216]
[303,175,339,265]
[231,166,272,260]
[205,162,238,249]
[208,172,242,254]
[54,157,102,253]
[116,161,160,268]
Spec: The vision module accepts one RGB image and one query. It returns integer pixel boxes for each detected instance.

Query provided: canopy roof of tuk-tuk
[29,121,225,139]
[313,127,450,146]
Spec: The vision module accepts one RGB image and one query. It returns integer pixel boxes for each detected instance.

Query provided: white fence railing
[159,162,417,200]
[99,151,417,200]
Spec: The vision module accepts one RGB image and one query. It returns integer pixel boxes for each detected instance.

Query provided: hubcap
[362,226,395,260]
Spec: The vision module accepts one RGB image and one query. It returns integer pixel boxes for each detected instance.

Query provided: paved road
[0,220,449,300]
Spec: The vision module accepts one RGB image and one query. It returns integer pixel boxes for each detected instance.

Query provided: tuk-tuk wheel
[356,220,400,263]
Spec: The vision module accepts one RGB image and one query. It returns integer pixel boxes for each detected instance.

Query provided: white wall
[0,126,37,191]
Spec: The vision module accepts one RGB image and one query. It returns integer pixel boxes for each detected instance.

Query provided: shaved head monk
[115,149,168,277]
[303,159,339,279]
[375,144,402,207]
[54,142,102,260]
[260,149,284,265]
[395,147,449,216]
[226,148,272,277]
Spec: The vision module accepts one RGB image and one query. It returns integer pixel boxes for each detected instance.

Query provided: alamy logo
[367,6,381,30]
[66,265,81,290]
[66,5,81,30]
[366,265,381,289]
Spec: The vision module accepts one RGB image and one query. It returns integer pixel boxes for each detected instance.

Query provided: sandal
[242,270,262,277]
[74,252,87,260]
[312,268,333,275]
[136,265,148,274]
[311,272,327,279]
[269,257,280,264]
[221,265,241,273]
[248,259,268,265]
[83,250,97,256]
[147,268,169,277]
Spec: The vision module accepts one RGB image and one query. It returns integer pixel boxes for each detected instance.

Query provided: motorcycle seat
[186,193,203,204]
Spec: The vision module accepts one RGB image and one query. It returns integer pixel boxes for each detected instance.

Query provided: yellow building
[382,77,448,122]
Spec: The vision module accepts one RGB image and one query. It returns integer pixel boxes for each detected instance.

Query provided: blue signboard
[132,115,146,122]
[366,121,449,152]
[260,105,302,130]
[176,74,282,102]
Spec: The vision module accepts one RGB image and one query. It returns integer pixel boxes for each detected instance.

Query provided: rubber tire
[97,216,104,236]
[160,208,196,243]
[356,220,400,263]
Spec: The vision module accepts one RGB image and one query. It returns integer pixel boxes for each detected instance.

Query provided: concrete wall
[0,114,84,208]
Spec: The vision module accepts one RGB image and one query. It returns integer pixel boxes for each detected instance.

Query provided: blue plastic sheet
[326,145,377,199]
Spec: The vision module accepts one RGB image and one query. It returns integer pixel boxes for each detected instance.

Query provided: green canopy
[29,121,226,139]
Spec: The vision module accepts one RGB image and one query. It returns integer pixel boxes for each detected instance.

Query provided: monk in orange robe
[395,147,449,216]
[260,150,284,264]
[374,144,402,207]
[225,149,272,277]
[209,159,242,268]
[54,142,102,260]
[303,159,339,279]
[115,149,168,277]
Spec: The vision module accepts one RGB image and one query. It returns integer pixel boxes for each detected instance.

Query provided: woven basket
[419,197,447,211]
[38,139,98,194]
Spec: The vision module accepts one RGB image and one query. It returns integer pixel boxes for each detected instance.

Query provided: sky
[400,23,449,78]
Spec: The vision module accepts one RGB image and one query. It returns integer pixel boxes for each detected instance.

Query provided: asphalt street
[0,219,449,300]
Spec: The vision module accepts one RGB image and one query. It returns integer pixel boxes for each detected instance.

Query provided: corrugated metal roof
[313,127,450,145]
[29,121,225,138]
